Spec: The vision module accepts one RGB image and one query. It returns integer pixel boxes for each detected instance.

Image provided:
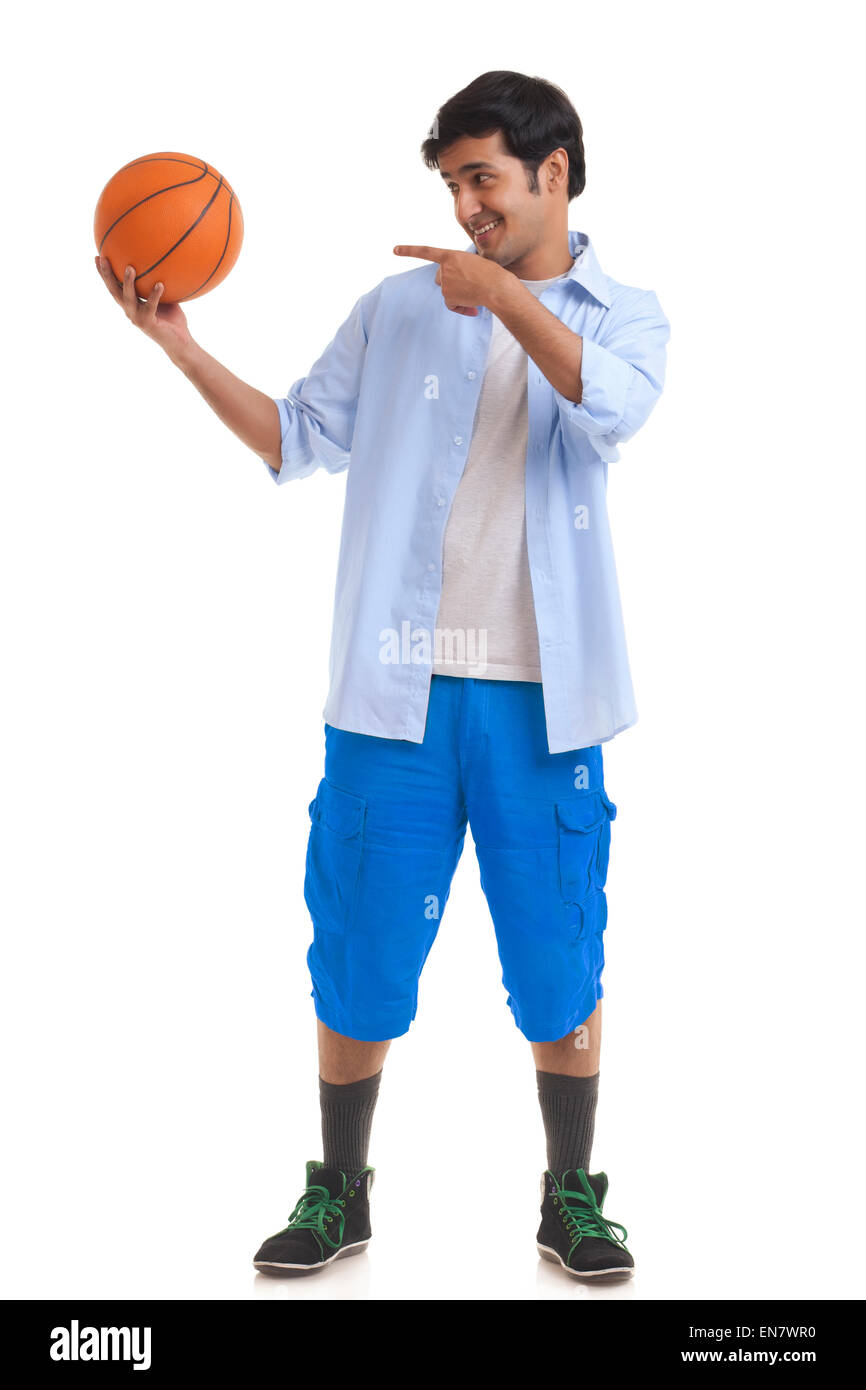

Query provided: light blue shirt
[263,229,670,754]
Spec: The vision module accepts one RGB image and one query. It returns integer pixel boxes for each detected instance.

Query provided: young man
[96,70,669,1283]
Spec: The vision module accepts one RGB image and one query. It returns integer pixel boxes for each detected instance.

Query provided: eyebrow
[439,161,498,182]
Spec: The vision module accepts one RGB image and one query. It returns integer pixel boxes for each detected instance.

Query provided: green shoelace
[554,1178,629,1252]
[284,1183,347,1250]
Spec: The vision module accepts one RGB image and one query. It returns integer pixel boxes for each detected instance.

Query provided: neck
[504,234,573,281]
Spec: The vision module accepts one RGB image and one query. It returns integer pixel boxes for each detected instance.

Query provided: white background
[2,0,863,1301]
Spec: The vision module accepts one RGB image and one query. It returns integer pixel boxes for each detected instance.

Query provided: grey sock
[319,1069,382,1177]
[536,1069,600,1178]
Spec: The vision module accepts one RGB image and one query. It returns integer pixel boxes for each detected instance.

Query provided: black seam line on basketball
[98,164,236,263]
[98,163,210,256]
[97,186,239,289]
[101,169,228,283]
[117,155,234,197]
[184,193,234,298]
[131,176,228,283]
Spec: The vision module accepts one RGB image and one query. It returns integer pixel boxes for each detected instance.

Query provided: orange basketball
[93,151,243,304]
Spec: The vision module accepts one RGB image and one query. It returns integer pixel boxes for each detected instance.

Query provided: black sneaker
[252,1159,375,1275]
[537,1168,634,1279]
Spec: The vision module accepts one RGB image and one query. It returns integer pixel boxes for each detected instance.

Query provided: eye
[447,173,492,194]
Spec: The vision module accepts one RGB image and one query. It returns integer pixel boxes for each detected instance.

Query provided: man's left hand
[392,244,508,316]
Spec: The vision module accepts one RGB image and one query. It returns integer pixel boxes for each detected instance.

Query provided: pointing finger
[393,245,445,262]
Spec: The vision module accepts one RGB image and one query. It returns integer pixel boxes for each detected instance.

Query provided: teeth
[474,219,502,236]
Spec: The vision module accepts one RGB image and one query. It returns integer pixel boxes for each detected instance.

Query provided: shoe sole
[537,1243,634,1281]
[253,1239,370,1276]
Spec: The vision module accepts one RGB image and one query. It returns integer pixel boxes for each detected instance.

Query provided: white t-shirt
[431,262,574,681]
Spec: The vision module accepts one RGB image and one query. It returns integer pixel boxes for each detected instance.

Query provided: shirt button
[427,562,436,572]
[467,371,476,380]
[454,435,463,446]
[437,497,445,506]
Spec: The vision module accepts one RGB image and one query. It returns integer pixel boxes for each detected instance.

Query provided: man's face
[438,129,563,270]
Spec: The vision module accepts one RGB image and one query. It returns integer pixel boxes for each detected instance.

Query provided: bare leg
[317,1019,393,1084]
[530,1000,602,1076]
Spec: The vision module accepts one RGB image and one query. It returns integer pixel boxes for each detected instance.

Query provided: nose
[455,187,484,226]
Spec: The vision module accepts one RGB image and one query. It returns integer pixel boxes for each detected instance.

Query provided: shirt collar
[464,228,611,309]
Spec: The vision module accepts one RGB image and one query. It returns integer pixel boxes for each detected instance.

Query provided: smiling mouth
[472,218,503,242]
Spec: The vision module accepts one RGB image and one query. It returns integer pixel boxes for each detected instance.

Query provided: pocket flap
[310,778,366,839]
[555,790,616,833]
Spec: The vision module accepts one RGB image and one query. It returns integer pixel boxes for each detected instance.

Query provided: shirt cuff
[262,397,296,482]
[553,335,632,440]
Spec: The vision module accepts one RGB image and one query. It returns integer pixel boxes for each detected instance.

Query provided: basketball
[93,151,243,304]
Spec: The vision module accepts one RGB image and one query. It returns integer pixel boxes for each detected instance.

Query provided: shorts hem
[312,991,414,1044]
[509,985,602,1044]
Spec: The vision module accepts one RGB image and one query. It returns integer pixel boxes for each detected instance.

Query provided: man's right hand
[95,256,194,359]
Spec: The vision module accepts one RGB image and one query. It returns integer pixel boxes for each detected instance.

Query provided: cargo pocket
[303,777,367,934]
[555,790,617,906]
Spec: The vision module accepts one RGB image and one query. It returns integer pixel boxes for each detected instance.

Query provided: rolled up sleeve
[263,283,380,484]
[554,288,670,463]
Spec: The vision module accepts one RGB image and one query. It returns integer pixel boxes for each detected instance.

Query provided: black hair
[420,70,586,201]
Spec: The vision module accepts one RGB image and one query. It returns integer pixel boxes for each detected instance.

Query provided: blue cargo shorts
[302,674,617,1043]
